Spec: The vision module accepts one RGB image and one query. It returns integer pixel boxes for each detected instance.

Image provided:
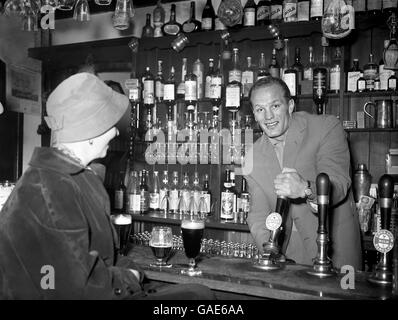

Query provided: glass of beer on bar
[149,226,173,268]
[181,216,205,276]
[111,213,132,256]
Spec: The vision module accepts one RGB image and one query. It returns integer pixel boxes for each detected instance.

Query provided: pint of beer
[181,219,205,259]
[111,213,132,256]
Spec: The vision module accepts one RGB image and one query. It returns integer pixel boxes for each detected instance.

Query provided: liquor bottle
[155,60,164,103]
[164,66,176,119]
[304,46,314,81]
[257,52,270,80]
[127,170,141,215]
[201,174,212,216]
[239,177,251,223]
[347,59,363,92]
[388,73,398,91]
[352,0,366,17]
[297,0,310,21]
[142,13,154,38]
[292,47,304,92]
[210,57,223,123]
[180,172,192,212]
[114,171,126,213]
[220,169,234,221]
[313,60,327,114]
[143,66,155,108]
[159,170,169,211]
[149,171,160,211]
[269,48,281,78]
[201,0,216,31]
[244,0,257,27]
[177,58,187,99]
[182,1,201,33]
[169,171,179,214]
[329,47,341,93]
[363,53,378,91]
[257,0,271,25]
[242,56,255,97]
[192,172,202,214]
[230,170,238,217]
[162,4,182,36]
[271,0,284,22]
[282,39,298,97]
[320,44,330,90]
[153,0,165,37]
[283,0,298,22]
[310,0,323,21]
[367,0,382,16]
[205,58,215,98]
[380,40,396,90]
[139,170,150,214]
[357,74,366,92]
[185,67,198,112]
[383,0,398,16]
[226,48,242,113]
[193,58,204,100]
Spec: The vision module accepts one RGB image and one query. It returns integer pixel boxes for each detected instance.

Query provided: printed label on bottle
[297,1,310,21]
[210,77,222,99]
[357,79,366,91]
[184,80,197,101]
[144,80,154,104]
[310,0,323,18]
[240,196,250,213]
[244,9,256,26]
[313,71,326,95]
[155,81,164,99]
[228,70,242,83]
[129,88,139,101]
[330,67,340,91]
[140,190,149,212]
[115,190,124,210]
[271,5,283,20]
[283,73,296,96]
[163,25,180,35]
[304,68,313,81]
[226,86,241,108]
[283,3,297,22]
[205,76,212,98]
[149,193,160,209]
[257,5,270,21]
[201,17,213,30]
[221,192,234,219]
[169,190,179,211]
[388,78,397,89]
[366,79,375,90]
[164,84,175,101]
[347,71,362,92]
[128,194,141,213]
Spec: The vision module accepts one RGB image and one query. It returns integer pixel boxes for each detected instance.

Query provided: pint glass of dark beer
[181,217,205,276]
[111,213,132,256]
[149,226,173,268]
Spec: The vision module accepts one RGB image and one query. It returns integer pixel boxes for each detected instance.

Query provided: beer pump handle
[316,173,330,233]
[378,174,394,230]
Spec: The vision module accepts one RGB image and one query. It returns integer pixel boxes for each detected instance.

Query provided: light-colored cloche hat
[45,72,129,143]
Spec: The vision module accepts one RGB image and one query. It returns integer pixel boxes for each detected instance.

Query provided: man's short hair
[248,77,292,106]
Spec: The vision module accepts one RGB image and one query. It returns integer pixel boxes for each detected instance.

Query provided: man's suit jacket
[243,111,362,270]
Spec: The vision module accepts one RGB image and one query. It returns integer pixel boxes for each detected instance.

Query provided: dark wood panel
[348,132,370,171]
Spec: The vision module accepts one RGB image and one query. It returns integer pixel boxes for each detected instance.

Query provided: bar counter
[128,245,394,300]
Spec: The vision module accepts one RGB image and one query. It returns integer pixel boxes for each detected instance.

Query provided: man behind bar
[243,77,362,270]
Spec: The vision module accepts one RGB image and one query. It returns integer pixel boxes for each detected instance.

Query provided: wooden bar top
[128,245,394,300]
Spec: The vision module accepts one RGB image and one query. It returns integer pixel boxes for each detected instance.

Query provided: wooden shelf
[344,91,398,98]
[345,128,398,133]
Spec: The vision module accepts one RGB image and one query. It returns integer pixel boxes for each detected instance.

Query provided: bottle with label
[221,169,234,221]
[363,53,378,91]
[357,74,366,92]
[142,13,154,38]
[244,0,257,27]
[139,170,150,214]
[347,59,363,92]
[282,39,298,97]
[226,48,242,113]
[205,58,215,99]
[240,177,250,224]
[242,56,255,97]
[127,171,141,215]
[310,0,323,20]
[283,0,298,22]
[155,60,164,103]
[211,57,223,123]
[313,60,327,114]
[169,171,180,214]
[143,66,155,108]
[153,0,165,37]
[304,46,314,81]
[114,171,126,214]
[180,172,192,213]
[367,0,382,16]
[177,58,187,99]
[193,58,204,99]
[159,170,169,211]
[162,4,182,36]
[320,43,330,90]
[191,172,202,215]
[185,67,198,112]
[271,0,284,22]
[164,66,176,123]
[388,73,398,90]
[257,0,271,25]
[352,0,366,16]
[297,0,310,21]
[329,47,341,93]
[230,170,238,217]
[257,52,270,81]
[269,48,281,78]
[383,0,398,16]
[182,1,201,33]
[149,171,160,211]
[201,0,216,31]
[201,174,212,216]
[292,47,304,92]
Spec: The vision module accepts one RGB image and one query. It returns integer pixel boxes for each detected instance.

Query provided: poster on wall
[6,64,41,115]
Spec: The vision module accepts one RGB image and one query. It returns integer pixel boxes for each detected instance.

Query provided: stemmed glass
[149,226,173,268]
[73,0,90,21]
[180,216,205,276]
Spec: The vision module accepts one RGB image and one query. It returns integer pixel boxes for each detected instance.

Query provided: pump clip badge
[322,1,354,40]
[266,212,282,231]
[373,229,394,254]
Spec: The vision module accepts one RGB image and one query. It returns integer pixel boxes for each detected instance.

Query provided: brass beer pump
[307,173,335,277]
[368,174,395,286]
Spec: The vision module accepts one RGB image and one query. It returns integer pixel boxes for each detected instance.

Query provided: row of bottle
[142,0,398,38]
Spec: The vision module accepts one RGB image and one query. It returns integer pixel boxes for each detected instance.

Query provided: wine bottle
[347,59,362,92]
[269,48,280,78]
[139,170,150,214]
[329,47,341,93]
[226,48,242,113]
[201,0,216,31]
[155,60,164,102]
[244,0,257,27]
[240,177,250,224]
[297,0,310,21]
[257,0,271,25]
[282,39,298,97]
[271,0,283,22]
[310,0,323,21]
[114,171,127,214]
[182,1,201,33]
[142,13,154,38]
[149,171,160,211]
[283,0,298,22]
[162,4,182,36]
[205,58,215,98]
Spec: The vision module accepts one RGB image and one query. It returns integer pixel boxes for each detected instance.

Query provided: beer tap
[368,174,395,286]
[307,173,335,277]
[255,195,290,271]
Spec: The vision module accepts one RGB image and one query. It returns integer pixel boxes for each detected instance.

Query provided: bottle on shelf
[367,0,382,16]
[193,58,204,100]
[383,0,398,16]
[303,46,314,81]
[226,48,242,113]
[159,170,169,212]
[283,0,298,22]
[363,53,378,91]
[210,56,223,127]
[153,0,165,37]
[142,13,154,38]
[230,170,238,220]
[149,171,160,211]
[169,171,180,214]
[320,42,330,90]
[379,40,396,90]
[205,58,215,99]
[313,56,327,114]
[155,60,164,103]
[139,170,150,214]
[257,52,270,81]
[329,47,341,94]
[292,47,304,92]
[352,0,366,17]
[243,0,257,27]
[177,58,187,100]
[220,169,234,221]
[143,66,155,136]
[257,0,271,25]
[182,1,201,33]
[239,177,250,224]
[242,56,255,97]
[357,73,367,93]
[201,0,216,31]
[127,170,141,215]
[282,39,298,97]
[180,172,192,213]
[201,174,212,216]
[347,58,363,92]
[191,171,202,214]
[271,0,284,23]
[114,171,126,214]
[388,72,398,91]
[269,48,281,78]
[185,66,198,114]
[162,3,182,36]
[310,0,323,21]
[164,66,176,132]
[297,0,310,21]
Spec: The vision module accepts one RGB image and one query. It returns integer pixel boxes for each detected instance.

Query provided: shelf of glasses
[127,211,250,232]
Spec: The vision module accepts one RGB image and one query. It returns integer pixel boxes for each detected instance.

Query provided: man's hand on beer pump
[274,168,308,199]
